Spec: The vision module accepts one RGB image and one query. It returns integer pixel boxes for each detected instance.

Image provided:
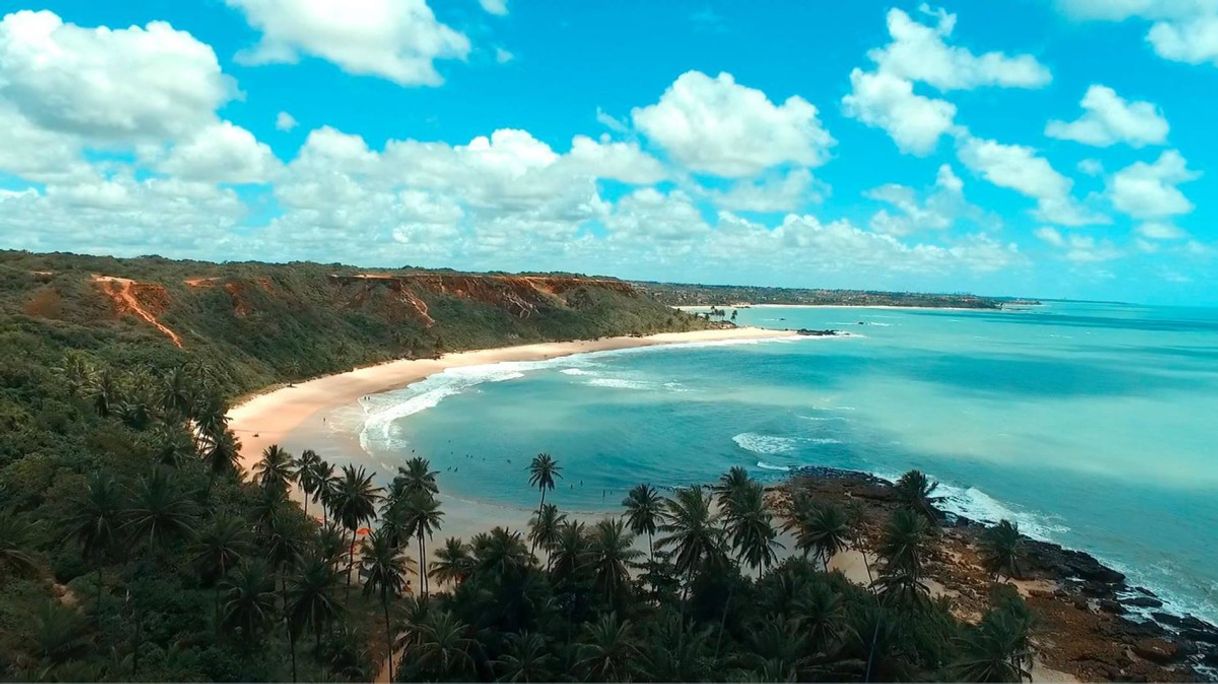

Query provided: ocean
[346,301,1218,623]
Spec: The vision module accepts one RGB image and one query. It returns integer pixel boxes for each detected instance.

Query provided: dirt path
[92,275,183,347]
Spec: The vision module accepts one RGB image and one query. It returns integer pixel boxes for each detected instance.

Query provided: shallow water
[349,301,1218,623]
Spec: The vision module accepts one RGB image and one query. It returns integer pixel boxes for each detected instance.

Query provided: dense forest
[634,281,1038,309]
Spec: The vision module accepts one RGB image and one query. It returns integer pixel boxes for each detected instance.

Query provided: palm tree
[160,365,197,419]
[575,612,639,681]
[713,465,752,511]
[980,519,1023,581]
[401,492,444,596]
[874,508,933,605]
[330,464,382,593]
[295,449,322,518]
[893,469,944,520]
[202,429,242,482]
[430,537,474,588]
[286,551,343,651]
[395,456,439,497]
[315,522,348,568]
[28,601,92,672]
[528,503,566,568]
[472,527,532,583]
[792,580,846,655]
[59,473,124,613]
[191,513,253,627]
[361,528,414,681]
[253,444,297,496]
[548,520,589,584]
[410,609,476,680]
[149,425,196,468]
[312,460,340,525]
[123,468,199,556]
[723,480,782,577]
[526,453,561,552]
[588,518,642,609]
[795,502,851,570]
[621,483,662,563]
[85,367,119,418]
[950,601,1034,682]
[495,631,554,682]
[657,485,726,596]
[220,559,278,643]
[0,511,37,578]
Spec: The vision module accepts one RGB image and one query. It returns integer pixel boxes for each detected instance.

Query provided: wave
[559,368,597,376]
[587,377,653,390]
[800,415,849,422]
[808,438,844,444]
[733,432,798,455]
[756,461,791,472]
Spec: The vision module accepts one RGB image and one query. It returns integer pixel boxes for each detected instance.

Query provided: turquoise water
[354,302,1218,622]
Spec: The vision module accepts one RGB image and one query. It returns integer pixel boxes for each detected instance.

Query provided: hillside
[634,280,1039,309]
[2,250,710,404]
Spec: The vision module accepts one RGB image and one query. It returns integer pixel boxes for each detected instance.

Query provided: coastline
[677,303,1018,312]
[228,326,796,476]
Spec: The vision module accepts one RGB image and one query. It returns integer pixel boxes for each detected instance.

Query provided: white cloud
[276,111,298,131]
[227,0,470,86]
[711,168,821,212]
[1078,158,1105,176]
[1046,85,1169,147]
[1136,221,1187,239]
[866,164,982,236]
[1108,149,1199,219]
[495,47,514,64]
[606,188,710,243]
[1056,0,1218,66]
[956,134,1105,226]
[157,121,280,184]
[631,70,834,177]
[868,6,1052,91]
[479,0,509,16]
[562,135,667,185]
[1035,226,1123,262]
[842,69,957,155]
[0,10,233,143]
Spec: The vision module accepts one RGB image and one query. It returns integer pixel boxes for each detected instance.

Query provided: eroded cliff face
[63,271,646,344]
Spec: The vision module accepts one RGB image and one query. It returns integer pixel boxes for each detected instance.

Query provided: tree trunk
[283,575,297,682]
[529,488,547,554]
[383,591,394,681]
[714,580,736,659]
[95,566,104,619]
[347,528,356,599]
[417,532,427,597]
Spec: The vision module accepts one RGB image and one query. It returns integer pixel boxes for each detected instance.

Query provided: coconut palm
[193,395,230,447]
[253,444,297,496]
[220,559,277,642]
[123,468,199,555]
[795,502,851,570]
[792,581,847,655]
[950,601,1034,682]
[361,527,414,681]
[312,460,340,525]
[713,465,752,512]
[410,609,476,680]
[286,551,343,651]
[85,367,119,418]
[0,511,37,578]
[149,425,196,468]
[723,481,782,577]
[329,464,382,592]
[395,456,439,497]
[202,429,242,482]
[472,527,532,583]
[588,518,642,609]
[28,601,92,671]
[295,449,322,518]
[621,483,662,563]
[526,453,561,552]
[430,537,474,588]
[575,612,639,681]
[548,520,589,584]
[657,485,726,593]
[401,492,444,596]
[495,631,555,682]
[980,519,1023,581]
[528,503,566,567]
[59,473,124,613]
[874,508,933,605]
[314,522,348,568]
[191,513,253,628]
[893,469,944,521]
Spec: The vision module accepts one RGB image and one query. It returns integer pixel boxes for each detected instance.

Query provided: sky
[1,1,1216,304]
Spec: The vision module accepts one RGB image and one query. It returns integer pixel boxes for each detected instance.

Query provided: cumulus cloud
[479,0,508,16]
[843,5,1046,154]
[157,121,280,184]
[868,6,1052,90]
[227,0,470,86]
[561,135,667,185]
[1056,0,1218,66]
[1108,149,1199,219]
[1046,85,1169,147]
[866,164,984,236]
[710,168,821,213]
[0,10,233,143]
[275,111,298,131]
[842,69,957,155]
[631,70,834,177]
[956,134,1105,226]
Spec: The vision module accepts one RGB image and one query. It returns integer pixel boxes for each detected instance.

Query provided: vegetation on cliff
[635,280,1039,309]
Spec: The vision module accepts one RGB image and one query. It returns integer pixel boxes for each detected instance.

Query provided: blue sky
[1,1,1216,304]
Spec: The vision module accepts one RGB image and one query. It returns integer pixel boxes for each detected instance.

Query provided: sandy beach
[228,326,796,484]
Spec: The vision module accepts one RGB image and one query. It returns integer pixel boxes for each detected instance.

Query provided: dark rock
[1135,586,1158,597]
[1100,599,1125,614]
[1133,638,1181,664]
[1152,612,1186,627]
[1123,596,1164,609]
[1181,628,1218,645]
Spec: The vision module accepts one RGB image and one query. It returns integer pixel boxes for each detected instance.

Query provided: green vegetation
[635,280,1040,309]
[0,249,710,681]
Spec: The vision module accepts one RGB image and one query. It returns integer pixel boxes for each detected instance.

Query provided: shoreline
[677,303,1021,312]
[228,326,797,475]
